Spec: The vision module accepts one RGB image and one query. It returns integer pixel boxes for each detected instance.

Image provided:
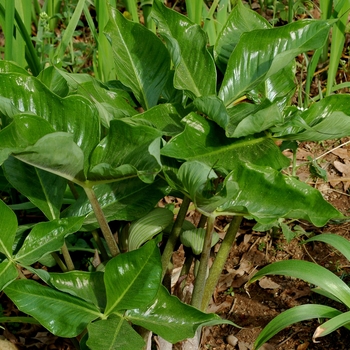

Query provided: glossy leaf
[151,1,216,99]
[272,95,350,141]
[218,162,343,226]
[37,66,69,97]
[13,132,85,183]
[88,119,162,183]
[3,157,67,220]
[0,73,100,172]
[4,279,102,337]
[160,112,290,171]
[87,314,145,350]
[0,260,18,290]
[132,103,185,136]
[313,311,350,340]
[104,240,162,315]
[127,285,235,343]
[128,207,174,251]
[214,0,270,72]
[254,304,341,350]
[219,20,331,106]
[306,234,350,262]
[49,271,106,309]
[0,199,17,258]
[15,217,85,265]
[249,260,350,307]
[62,177,169,229]
[104,8,170,109]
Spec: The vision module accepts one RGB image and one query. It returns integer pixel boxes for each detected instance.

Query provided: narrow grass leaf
[0,199,17,258]
[313,310,350,340]
[254,304,341,350]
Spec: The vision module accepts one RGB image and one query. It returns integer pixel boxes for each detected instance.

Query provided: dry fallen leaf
[333,160,350,191]
[0,338,18,350]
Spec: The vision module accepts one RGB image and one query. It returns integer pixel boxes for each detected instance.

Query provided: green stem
[84,186,120,257]
[125,0,140,23]
[61,242,75,271]
[51,252,68,272]
[288,0,293,23]
[201,216,242,310]
[161,195,191,280]
[191,214,215,309]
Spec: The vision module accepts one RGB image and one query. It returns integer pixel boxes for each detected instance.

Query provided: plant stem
[51,252,68,272]
[84,186,120,257]
[201,216,242,310]
[288,0,293,23]
[92,229,109,261]
[61,242,75,271]
[161,195,191,279]
[191,214,215,309]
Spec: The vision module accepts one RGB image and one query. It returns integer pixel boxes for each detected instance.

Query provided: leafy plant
[249,233,350,349]
[0,0,349,348]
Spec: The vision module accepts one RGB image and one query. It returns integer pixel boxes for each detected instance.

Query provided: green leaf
[214,1,270,72]
[88,119,162,183]
[313,310,350,340]
[0,260,18,290]
[104,240,162,315]
[49,271,106,310]
[0,60,31,75]
[254,304,341,350]
[273,95,350,141]
[4,279,102,337]
[219,20,331,106]
[249,260,350,307]
[161,112,290,171]
[37,66,69,97]
[87,314,145,350]
[127,285,236,343]
[0,199,17,258]
[3,157,67,220]
[218,162,343,226]
[15,217,84,265]
[132,103,185,136]
[306,234,350,262]
[61,177,169,229]
[0,73,100,172]
[13,132,85,183]
[104,8,170,109]
[180,228,219,255]
[128,208,174,251]
[176,161,239,215]
[151,1,216,99]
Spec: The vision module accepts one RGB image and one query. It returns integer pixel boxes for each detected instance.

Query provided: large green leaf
[160,112,290,171]
[13,132,85,183]
[249,260,350,307]
[151,1,216,99]
[132,103,185,136]
[15,217,84,265]
[0,260,18,290]
[3,157,67,220]
[87,314,145,350]
[219,20,331,106]
[127,285,235,343]
[104,8,170,109]
[272,95,350,141]
[49,271,106,310]
[88,119,162,183]
[214,0,270,72]
[4,279,102,337]
[0,72,100,172]
[0,199,17,258]
[253,304,341,350]
[218,162,343,226]
[104,240,162,315]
